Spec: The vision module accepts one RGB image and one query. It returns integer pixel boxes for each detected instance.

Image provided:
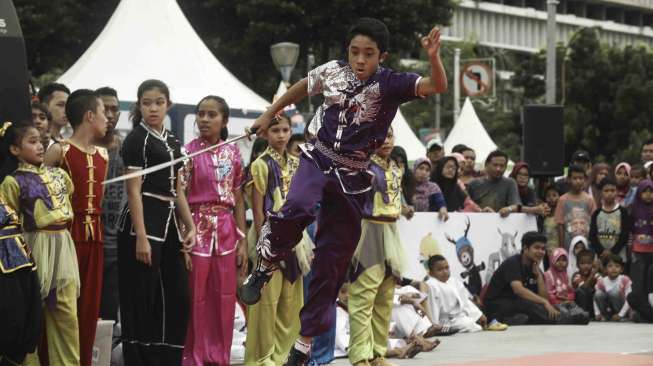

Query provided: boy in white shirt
[425,255,490,332]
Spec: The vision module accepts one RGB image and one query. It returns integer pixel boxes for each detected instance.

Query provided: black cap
[571,150,591,163]
[427,139,442,152]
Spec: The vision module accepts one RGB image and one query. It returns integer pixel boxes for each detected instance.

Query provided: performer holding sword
[103,18,448,366]
[239,18,449,365]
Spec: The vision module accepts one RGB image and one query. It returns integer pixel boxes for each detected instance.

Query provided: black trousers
[631,252,653,298]
[0,268,42,366]
[117,220,189,366]
[629,252,653,323]
[574,287,595,318]
[627,292,653,322]
[99,244,119,324]
[485,297,557,325]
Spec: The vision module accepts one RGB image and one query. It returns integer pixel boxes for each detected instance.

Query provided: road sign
[460,60,494,97]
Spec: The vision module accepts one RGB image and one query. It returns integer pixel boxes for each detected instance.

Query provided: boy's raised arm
[249,78,309,135]
[417,27,448,96]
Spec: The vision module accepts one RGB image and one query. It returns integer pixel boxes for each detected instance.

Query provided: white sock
[294,339,311,354]
[648,293,653,307]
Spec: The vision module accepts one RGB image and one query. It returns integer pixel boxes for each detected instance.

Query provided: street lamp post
[307,48,315,114]
[270,42,300,84]
[546,0,559,104]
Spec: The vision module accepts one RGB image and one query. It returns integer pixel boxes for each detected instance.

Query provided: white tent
[57,0,269,138]
[444,98,499,165]
[56,0,425,159]
[393,110,425,162]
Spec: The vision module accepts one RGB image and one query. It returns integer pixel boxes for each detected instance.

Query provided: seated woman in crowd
[509,162,550,216]
[432,156,481,213]
[412,157,448,220]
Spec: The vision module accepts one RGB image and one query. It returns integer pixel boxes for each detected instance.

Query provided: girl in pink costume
[181,96,247,365]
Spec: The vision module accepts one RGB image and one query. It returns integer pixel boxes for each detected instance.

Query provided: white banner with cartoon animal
[397,213,538,293]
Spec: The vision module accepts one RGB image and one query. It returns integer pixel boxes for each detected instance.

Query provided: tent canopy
[57,0,269,112]
[56,0,425,158]
[444,98,500,165]
[393,110,425,162]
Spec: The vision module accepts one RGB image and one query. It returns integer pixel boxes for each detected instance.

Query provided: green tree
[561,28,653,163]
[14,0,119,81]
[17,0,456,107]
[177,0,456,104]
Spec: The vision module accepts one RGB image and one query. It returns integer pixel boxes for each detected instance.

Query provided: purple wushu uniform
[256,60,422,337]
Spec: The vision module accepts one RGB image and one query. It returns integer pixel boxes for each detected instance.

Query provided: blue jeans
[304,268,336,365]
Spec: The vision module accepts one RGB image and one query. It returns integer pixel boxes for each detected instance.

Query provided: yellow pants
[24,283,80,366]
[244,271,303,366]
[348,264,395,364]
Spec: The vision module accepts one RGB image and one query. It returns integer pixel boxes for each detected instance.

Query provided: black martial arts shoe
[237,270,272,305]
[283,347,309,366]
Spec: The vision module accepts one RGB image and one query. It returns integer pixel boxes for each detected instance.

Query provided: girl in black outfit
[117,80,196,366]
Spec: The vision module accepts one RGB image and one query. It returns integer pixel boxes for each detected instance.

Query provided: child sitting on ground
[390,285,442,347]
[567,236,590,279]
[334,284,430,360]
[594,254,632,321]
[543,248,590,323]
[571,249,601,317]
[425,255,506,332]
[387,286,442,359]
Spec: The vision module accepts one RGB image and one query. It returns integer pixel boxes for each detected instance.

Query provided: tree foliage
[177,0,455,103]
[14,0,120,77]
[13,1,652,164]
[515,28,653,163]
[14,0,455,98]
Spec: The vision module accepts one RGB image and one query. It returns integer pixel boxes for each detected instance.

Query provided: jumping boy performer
[239,18,448,365]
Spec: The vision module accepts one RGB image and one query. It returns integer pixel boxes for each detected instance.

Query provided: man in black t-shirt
[484,231,560,325]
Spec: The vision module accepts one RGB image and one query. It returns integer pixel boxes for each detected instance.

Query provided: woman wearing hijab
[544,247,590,323]
[432,156,480,212]
[629,179,653,302]
[614,162,631,204]
[412,158,448,221]
[588,163,611,207]
[508,162,550,216]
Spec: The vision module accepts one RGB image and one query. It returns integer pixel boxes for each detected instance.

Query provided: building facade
[443,0,653,52]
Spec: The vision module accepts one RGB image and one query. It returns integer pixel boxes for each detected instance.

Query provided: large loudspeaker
[0,1,30,124]
[522,105,564,176]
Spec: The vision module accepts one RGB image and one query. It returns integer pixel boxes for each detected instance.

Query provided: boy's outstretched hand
[247,111,273,137]
[421,26,442,59]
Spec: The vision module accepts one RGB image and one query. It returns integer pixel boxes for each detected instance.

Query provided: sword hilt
[245,126,259,137]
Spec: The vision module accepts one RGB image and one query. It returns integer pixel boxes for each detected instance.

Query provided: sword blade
[102,133,250,185]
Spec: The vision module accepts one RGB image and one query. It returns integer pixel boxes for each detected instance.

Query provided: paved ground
[332,323,653,365]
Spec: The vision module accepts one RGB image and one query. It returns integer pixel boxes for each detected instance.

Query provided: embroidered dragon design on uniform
[349,82,381,126]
